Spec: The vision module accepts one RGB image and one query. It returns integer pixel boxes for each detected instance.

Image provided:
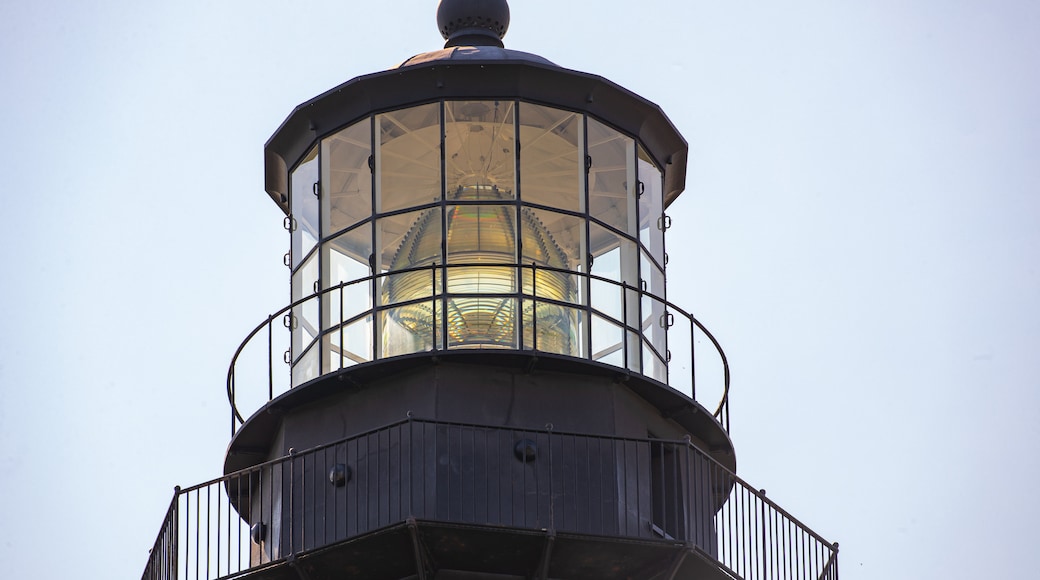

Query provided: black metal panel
[225,352,733,477]
[232,521,736,580]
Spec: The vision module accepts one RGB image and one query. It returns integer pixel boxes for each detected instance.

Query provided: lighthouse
[142,2,838,579]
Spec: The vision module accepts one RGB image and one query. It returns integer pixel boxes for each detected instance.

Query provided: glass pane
[291,252,320,359]
[377,103,442,213]
[627,330,642,373]
[378,208,442,314]
[591,314,624,368]
[291,146,320,268]
[643,340,667,383]
[520,208,583,313]
[521,299,579,356]
[324,315,373,373]
[447,203,516,270]
[641,289,668,382]
[447,296,517,350]
[519,103,583,212]
[322,119,372,236]
[378,208,442,274]
[445,101,515,200]
[292,341,320,387]
[668,313,693,398]
[587,118,636,235]
[522,207,584,272]
[637,146,664,266]
[324,223,373,326]
[590,221,638,286]
[382,301,440,357]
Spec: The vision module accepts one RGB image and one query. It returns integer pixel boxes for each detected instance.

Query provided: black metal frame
[264,58,689,213]
[282,98,675,403]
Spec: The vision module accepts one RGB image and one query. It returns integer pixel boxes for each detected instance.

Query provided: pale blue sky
[1,1,1038,578]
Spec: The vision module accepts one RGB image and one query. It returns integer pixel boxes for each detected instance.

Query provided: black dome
[437,0,510,48]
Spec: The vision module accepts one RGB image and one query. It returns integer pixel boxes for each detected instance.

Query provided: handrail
[141,418,836,580]
[227,262,731,434]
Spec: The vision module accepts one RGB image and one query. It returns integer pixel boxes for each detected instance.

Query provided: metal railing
[142,418,836,580]
[227,263,731,434]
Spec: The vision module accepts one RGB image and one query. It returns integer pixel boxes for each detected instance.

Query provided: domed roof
[396,45,556,69]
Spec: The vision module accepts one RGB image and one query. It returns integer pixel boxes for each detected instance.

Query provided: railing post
[689,317,696,401]
[621,282,629,370]
[339,281,345,370]
[431,263,438,350]
[545,423,554,533]
[532,263,538,351]
[172,486,180,580]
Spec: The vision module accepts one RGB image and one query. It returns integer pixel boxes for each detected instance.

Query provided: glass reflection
[519,103,583,212]
[587,118,636,235]
[322,119,372,236]
[378,103,442,213]
[637,146,664,266]
[291,146,320,268]
[445,101,515,198]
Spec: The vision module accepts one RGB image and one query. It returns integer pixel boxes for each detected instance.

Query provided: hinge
[283,252,292,268]
[658,214,672,231]
[585,155,593,173]
[637,181,645,198]
[367,154,375,172]
[312,181,320,198]
[659,312,674,329]
[283,216,296,232]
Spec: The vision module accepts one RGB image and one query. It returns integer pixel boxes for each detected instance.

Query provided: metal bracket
[283,252,292,268]
[585,155,593,173]
[658,214,672,231]
[284,216,296,232]
[534,529,556,580]
[659,312,675,329]
[367,154,375,172]
[664,545,690,580]
[286,553,314,580]
[637,181,645,198]
[407,517,432,580]
[312,181,320,198]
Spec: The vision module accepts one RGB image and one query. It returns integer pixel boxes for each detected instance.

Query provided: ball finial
[437,0,510,48]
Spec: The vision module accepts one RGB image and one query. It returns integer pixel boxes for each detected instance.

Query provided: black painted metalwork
[142,418,837,580]
[226,262,731,436]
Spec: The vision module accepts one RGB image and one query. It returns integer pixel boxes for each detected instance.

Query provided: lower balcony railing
[142,419,837,580]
